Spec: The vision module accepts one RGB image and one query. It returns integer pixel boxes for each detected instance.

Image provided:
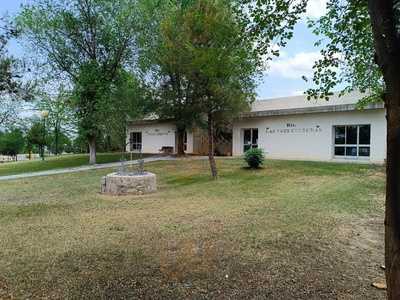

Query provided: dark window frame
[243,128,258,152]
[129,132,142,151]
[333,125,371,159]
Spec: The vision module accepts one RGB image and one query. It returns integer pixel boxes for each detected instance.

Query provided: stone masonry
[101,172,157,195]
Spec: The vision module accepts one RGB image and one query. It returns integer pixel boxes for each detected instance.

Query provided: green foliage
[17,0,138,81]
[17,0,140,161]
[0,128,25,158]
[0,17,33,128]
[138,0,205,135]
[244,147,264,169]
[0,17,21,97]
[148,0,261,123]
[236,0,307,60]
[305,0,384,103]
[71,132,88,153]
[139,0,262,159]
[72,61,108,140]
[36,87,76,154]
[48,131,72,154]
[104,71,148,151]
[26,121,47,150]
[178,0,260,116]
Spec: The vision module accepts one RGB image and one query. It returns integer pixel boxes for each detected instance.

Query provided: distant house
[126,92,386,163]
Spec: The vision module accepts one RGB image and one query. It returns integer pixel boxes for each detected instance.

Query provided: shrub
[244,148,264,169]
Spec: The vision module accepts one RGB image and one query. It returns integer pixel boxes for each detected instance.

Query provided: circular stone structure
[101,172,157,195]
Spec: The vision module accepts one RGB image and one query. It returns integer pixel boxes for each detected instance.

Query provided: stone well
[101,172,157,195]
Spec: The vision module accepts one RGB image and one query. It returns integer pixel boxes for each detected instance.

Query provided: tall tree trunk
[368,2,400,298]
[88,136,97,165]
[207,112,218,179]
[177,128,186,156]
[385,96,400,299]
[54,123,59,155]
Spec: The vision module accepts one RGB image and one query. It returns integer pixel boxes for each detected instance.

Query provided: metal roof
[238,91,384,118]
[239,102,384,119]
[128,92,385,124]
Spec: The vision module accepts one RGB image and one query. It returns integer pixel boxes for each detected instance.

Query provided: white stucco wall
[126,123,176,153]
[232,109,386,163]
[126,122,194,154]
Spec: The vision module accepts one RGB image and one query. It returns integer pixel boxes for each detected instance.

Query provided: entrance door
[243,128,258,152]
[130,132,142,151]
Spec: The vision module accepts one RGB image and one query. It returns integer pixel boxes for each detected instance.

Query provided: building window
[243,128,258,152]
[334,125,370,158]
[130,132,142,151]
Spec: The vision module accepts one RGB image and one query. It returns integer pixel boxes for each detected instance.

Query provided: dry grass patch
[0,158,386,299]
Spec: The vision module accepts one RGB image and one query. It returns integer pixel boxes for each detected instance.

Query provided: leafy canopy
[0,128,25,157]
[0,17,33,127]
[17,0,140,153]
[26,121,47,149]
[306,0,384,104]
[236,0,307,60]
[17,0,138,81]
[170,0,262,117]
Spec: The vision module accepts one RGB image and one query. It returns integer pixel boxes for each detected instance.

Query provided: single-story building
[126,92,386,163]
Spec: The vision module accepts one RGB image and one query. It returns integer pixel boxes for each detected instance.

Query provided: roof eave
[237,103,385,119]
[127,118,174,126]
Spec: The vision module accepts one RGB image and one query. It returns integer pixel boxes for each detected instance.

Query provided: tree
[137,0,203,156]
[0,17,21,99]
[26,121,47,158]
[236,0,307,62]
[17,0,139,164]
[37,88,75,155]
[72,131,88,153]
[48,131,72,154]
[305,1,383,104]
[104,71,148,152]
[140,0,306,159]
[187,0,306,178]
[306,1,400,297]
[164,0,262,178]
[0,17,33,128]
[0,99,18,128]
[0,128,25,160]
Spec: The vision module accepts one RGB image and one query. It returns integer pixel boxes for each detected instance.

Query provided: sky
[1,0,328,100]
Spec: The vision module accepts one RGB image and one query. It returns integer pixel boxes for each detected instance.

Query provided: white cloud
[305,0,327,19]
[267,51,321,79]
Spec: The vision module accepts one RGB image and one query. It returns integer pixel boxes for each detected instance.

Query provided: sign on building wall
[266,124,322,135]
[145,129,172,136]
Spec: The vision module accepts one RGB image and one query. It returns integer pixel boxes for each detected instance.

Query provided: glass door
[130,132,142,151]
[243,128,258,152]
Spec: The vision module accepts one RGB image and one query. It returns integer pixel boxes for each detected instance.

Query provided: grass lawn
[0,158,386,299]
[0,152,146,176]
